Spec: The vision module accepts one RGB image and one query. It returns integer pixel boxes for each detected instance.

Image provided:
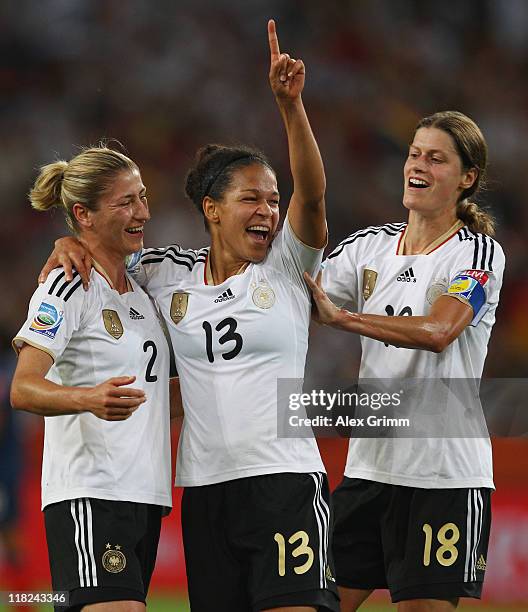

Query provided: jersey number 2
[143,340,158,382]
[202,318,243,363]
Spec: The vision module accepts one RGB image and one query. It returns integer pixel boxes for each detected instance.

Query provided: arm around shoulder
[305,272,473,353]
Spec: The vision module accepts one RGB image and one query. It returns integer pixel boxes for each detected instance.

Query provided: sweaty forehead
[230,163,278,193]
[411,127,458,155]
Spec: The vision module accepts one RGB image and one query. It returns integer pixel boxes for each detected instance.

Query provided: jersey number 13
[202,317,243,363]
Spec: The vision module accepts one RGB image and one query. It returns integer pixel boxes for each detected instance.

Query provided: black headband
[202,155,253,200]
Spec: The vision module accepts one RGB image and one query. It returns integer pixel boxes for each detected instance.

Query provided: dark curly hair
[184,144,275,230]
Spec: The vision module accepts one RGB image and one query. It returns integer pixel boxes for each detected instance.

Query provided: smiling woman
[305,111,505,611]
[402,111,493,237]
[70,163,150,285]
[37,19,339,612]
[10,145,174,611]
[183,144,281,277]
[123,20,338,612]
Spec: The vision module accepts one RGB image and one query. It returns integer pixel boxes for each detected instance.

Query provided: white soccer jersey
[131,218,326,486]
[322,220,505,489]
[13,266,172,510]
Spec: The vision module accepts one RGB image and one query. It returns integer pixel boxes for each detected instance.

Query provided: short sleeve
[321,238,360,309]
[265,215,325,295]
[12,269,86,362]
[128,245,208,295]
[444,236,505,327]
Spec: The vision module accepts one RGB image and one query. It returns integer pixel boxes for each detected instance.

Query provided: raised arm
[11,345,146,419]
[304,272,472,353]
[268,19,326,249]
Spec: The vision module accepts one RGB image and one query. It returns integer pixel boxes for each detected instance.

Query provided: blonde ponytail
[456,199,495,236]
[29,161,68,212]
[27,146,137,233]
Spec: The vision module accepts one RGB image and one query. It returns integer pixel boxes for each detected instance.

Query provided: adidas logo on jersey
[396,267,417,283]
[214,288,235,303]
[476,554,487,571]
[129,307,145,320]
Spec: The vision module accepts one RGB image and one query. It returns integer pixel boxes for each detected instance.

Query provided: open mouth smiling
[246,225,270,241]
[408,177,430,189]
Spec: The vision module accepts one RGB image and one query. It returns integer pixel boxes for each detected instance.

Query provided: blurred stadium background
[1,0,527,609]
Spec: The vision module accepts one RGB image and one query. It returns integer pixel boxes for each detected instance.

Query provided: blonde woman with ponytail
[11,146,174,611]
[305,111,505,610]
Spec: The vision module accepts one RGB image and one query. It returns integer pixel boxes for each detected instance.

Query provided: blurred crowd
[1,0,528,590]
[1,0,527,378]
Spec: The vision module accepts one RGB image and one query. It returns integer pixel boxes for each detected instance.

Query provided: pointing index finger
[268,19,280,61]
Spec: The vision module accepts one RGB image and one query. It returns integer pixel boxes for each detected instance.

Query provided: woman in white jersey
[11,147,174,611]
[305,111,505,610]
[39,21,339,612]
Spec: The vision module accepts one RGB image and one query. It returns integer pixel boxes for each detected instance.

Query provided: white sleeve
[444,236,505,327]
[265,215,325,296]
[12,269,86,362]
[129,244,202,294]
[321,239,360,309]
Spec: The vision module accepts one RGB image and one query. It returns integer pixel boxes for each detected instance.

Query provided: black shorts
[182,472,340,612]
[44,498,162,611]
[332,478,491,603]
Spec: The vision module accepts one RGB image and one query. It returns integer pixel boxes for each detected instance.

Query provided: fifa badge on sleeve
[29,302,64,339]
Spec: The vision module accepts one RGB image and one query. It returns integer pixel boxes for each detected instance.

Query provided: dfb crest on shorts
[362,269,378,301]
[102,543,126,573]
[170,292,189,324]
[102,310,123,339]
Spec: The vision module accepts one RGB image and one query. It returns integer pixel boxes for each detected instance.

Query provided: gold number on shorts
[436,522,460,566]
[422,523,433,566]
[422,522,460,567]
[290,530,315,575]
[274,533,286,576]
[274,530,314,577]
